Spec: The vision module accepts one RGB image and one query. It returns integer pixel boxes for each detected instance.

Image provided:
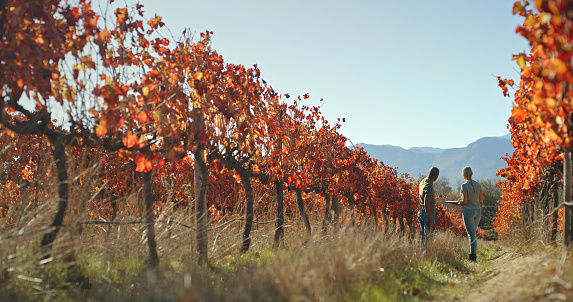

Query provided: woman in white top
[456,166,483,262]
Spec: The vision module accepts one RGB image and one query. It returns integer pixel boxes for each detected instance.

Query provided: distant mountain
[358,135,514,184]
[410,147,445,153]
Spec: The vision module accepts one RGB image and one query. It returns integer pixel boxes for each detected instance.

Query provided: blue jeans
[417,211,435,242]
[463,209,481,254]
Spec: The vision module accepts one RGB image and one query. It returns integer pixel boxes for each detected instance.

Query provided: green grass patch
[78,251,145,283]
[210,246,281,270]
[343,243,502,301]
[343,259,472,301]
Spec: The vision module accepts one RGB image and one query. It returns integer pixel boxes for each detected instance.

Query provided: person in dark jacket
[418,167,439,243]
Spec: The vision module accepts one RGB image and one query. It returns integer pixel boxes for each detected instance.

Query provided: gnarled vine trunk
[295,188,311,242]
[239,170,254,253]
[194,110,209,265]
[382,205,390,232]
[274,180,285,249]
[551,182,559,243]
[332,195,340,233]
[40,134,68,260]
[371,202,379,228]
[321,192,331,235]
[398,216,405,234]
[564,148,572,250]
[406,214,415,238]
[143,170,159,268]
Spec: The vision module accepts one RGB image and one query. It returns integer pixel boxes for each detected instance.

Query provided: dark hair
[429,167,439,178]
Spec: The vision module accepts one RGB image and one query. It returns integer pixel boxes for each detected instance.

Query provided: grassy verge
[343,242,501,301]
[0,222,502,301]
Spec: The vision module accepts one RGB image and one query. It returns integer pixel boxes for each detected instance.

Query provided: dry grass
[0,203,480,302]
[496,211,562,256]
[0,154,482,301]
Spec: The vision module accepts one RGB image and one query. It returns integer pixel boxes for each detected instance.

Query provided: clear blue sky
[130,0,529,149]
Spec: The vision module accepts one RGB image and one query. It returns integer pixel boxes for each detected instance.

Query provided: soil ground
[461,246,573,302]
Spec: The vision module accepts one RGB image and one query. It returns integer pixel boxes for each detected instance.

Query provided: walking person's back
[457,166,483,261]
[418,167,439,244]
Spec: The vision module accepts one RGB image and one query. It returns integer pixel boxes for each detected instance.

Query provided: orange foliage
[494,0,572,237]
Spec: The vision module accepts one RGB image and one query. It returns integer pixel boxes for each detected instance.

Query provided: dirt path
[462,247,572,302]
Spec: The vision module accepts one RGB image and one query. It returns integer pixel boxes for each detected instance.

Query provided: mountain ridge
[358,135,513,184]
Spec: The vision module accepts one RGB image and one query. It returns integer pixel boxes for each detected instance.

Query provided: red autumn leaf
[138,135,148,148]
[192,72,203,80]
[122,131,138,148]
[136,110,150,123]
[147,15,163,29]
[115,8,128,25]
[95,124,107,138]
[149,69,160,77]
[135,154,153,172]
[252,164,260,173]
[512,106,527,121]
[513,2,525,15]
[142,84,153,96]
[97,29,111,43]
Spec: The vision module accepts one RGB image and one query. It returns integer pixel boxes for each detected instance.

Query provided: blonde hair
[462,166,475,193]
